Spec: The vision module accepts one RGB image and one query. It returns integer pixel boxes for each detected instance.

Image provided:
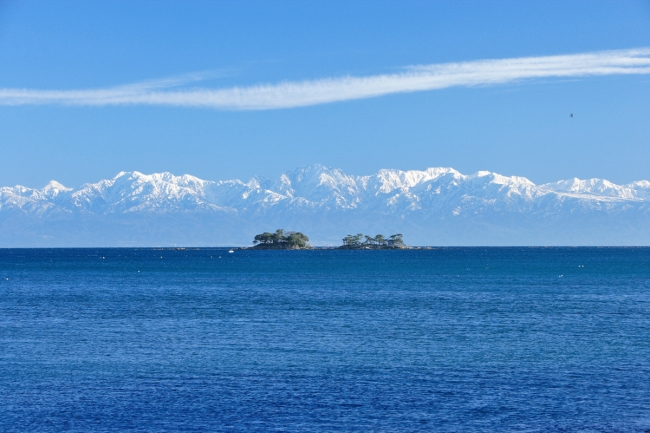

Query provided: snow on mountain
[2,164,648,216]
[541,178,642,200]
[1,164,649,246]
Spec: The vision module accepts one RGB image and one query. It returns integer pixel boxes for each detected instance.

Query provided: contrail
[1,48,649,110]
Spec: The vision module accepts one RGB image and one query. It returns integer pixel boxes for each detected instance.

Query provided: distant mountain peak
[42,180,71,191]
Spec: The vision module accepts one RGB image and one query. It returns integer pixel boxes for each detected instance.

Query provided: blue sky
[0,0,649,188]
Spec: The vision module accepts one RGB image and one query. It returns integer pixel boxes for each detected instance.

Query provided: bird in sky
[570,114,574,118]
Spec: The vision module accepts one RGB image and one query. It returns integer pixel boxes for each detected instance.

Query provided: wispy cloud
[1,48,649,110]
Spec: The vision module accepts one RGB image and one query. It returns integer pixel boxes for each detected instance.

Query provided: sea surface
[1,247,649,432]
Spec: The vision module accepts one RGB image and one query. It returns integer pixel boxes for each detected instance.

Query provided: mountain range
[2,164,649,246]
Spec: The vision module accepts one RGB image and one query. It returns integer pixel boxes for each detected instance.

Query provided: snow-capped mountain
[1,164,649,246]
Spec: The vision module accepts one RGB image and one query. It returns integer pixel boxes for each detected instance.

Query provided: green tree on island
[342,233,364,246]
[285,231,309,248]
[340,233,406,249]
[253,229,310,249]
[388,234,404,247]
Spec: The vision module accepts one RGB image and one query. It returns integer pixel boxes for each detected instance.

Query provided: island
[248,230,407,250]
[251,229,311,249]
[339,233,407,249]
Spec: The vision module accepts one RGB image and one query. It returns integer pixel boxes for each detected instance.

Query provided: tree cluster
[341,233,405,248]
[253,229,310,249]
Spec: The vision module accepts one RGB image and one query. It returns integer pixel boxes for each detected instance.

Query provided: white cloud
[1,48,649,110]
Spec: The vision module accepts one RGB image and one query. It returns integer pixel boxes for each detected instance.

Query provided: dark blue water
[1,248,649,432]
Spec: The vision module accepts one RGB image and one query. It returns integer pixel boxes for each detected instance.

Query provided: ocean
[1,247,649,432]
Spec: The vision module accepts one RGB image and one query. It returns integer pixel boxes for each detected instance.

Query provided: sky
[0,0,649,188]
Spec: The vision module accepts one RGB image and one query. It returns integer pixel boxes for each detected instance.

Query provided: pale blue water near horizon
[1,247,649,432]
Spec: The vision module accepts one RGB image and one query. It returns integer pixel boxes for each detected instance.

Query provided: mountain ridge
[2,164,649,246]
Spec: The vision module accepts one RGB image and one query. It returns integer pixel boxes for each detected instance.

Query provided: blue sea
[1,247,649,432]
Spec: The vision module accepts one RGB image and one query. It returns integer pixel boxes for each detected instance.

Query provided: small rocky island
[251,229,311,249]
[339,233,407,249]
